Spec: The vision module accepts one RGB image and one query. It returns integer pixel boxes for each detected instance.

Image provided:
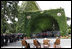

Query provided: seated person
[43,38,50,48]
[53,37,61,48]
[33,39,41,48]
[21,39,30,48]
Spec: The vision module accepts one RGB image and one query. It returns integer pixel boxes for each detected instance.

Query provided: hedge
[18,8,67,37]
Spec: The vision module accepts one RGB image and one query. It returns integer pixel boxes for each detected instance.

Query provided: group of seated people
[21,37,61,48]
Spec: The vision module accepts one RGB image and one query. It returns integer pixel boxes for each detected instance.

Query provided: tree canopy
[1,1,19,33]
[18,1,40,13]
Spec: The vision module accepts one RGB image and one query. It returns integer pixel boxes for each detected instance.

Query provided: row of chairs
[21,38,61,48]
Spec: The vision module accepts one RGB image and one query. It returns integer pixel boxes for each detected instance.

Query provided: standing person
[24,33,27,37]
[57,31,60,37]
[43,33,44,38]
[9,33,13,43]
[11,33,15,42]
[1,34,4,46]
[37,33,39,38]
[52,31,54,37]
[48,32,49,37]
[45,33,47,38]
[40,33,42,38]
[50,32,52,37]
[33,33,36,38]
[41,32,43,38]
[44,32,45,38]
[17,34,19,41]
[22,33,25,39]
[46,32,48,38]
[4,34,9,46]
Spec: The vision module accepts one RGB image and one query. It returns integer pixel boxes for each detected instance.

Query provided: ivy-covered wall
[18,8,67,37]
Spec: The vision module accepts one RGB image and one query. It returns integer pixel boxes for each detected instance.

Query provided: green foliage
[24,1,39,12]
[18,8,67,37]
[67,29,71,34]
[1,1,19,33]
[30,15,57,32]
[17,12,26,33]
[1,19,7,33]
[1,1,19,22]
[18,1,40,13]
[1,1,68,37]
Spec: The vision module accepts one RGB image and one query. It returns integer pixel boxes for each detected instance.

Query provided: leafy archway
[18,8,67,37]
[30,15,59,33]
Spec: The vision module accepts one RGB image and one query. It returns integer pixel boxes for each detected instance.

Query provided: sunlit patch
[57,13,62,16]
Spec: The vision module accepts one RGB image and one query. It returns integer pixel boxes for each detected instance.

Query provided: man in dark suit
[9,33,13,43]
[4,34,9,46]
[1,34,4,46]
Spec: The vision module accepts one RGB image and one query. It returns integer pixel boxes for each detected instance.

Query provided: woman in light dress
[43,38,50,48]
[53,37,61,48]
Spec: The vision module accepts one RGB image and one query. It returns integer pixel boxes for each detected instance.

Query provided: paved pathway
[1,38,71,48]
